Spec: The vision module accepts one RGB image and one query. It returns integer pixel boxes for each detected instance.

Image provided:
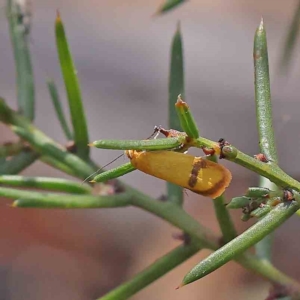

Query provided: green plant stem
[167,183,183,207]
[40,155,80,178]
[0,175,92,194]
[1,102,296,286]
[1,174,299,292]
[126,186,300,291]
[98,239,202,300]
[0,182,220,249]
[130,187,218,249]
[14,127,93,179]
[95,135,300,193]
[232,150,300,191]
[236,253,300,291]
[207,155,237,242]
[193,138,300,192]
[3,180,298,291]
[0,98,94,179]
[6,0,35,121]
[0,147,79,178]
[1,7,298,295]
[1,100,299,292]
[213,194,237,243]
[181,201,300,287]
[255,178,276,261]
[1,187,131,208]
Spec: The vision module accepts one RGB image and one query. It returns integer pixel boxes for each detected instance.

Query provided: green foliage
[6,0,35,121]
[2,1,300,300]
[155,0,188,15]
[55,12,89,160]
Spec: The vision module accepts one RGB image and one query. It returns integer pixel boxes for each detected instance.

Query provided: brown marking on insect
[188,159,207,188]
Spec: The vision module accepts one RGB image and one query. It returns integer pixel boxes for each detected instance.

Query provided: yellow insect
[126,150,232,199]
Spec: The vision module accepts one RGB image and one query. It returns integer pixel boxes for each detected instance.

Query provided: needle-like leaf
[6,0,35,120]
[55,12,89,159]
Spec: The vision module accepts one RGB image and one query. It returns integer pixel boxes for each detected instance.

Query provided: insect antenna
[82,153,124,184]
[146,125,163,140]
[83,126,169,185]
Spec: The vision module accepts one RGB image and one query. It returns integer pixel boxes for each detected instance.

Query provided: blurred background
[0,0,300,299]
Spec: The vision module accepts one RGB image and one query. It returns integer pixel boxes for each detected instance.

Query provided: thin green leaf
[155,0,187,15]
[47,79,73,140]
[227,196,251,209]
[55,12,89,159]
[254,19,278,163]
[0,175,92,194]
[0,98,94,179]
[175,96,199,139]
[167,23,185,206]
[40,155,80,178]
[90,137,184,150]
[8,189,131,208]
[180,201,299,287]
[254,19,278,261]
[6,0,35,120]
[0,148,84,179]
[245,187,271,198]
[91,162,135,183]
[130,187,300,290]
[169,22,184,132]
[250,205,272,218]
